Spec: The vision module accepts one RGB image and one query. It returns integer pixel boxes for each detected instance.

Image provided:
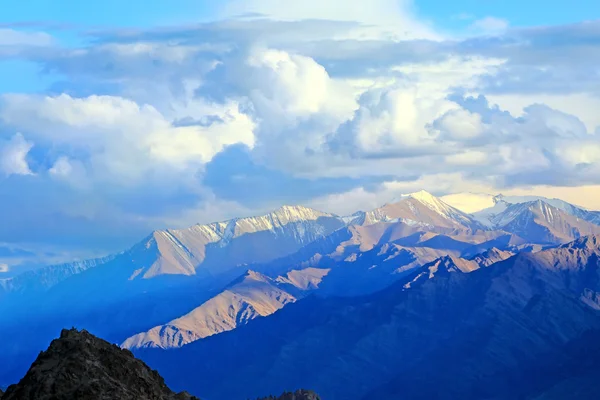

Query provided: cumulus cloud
[0,93,255,184]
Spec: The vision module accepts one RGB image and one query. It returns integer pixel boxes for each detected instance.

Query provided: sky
[1,0,600,271]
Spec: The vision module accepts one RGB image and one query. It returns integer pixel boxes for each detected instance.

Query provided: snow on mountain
[125,205,345,279]
[122,268,328,350]
[445,193,600,228]
[349,190,482,230]
[486,200,600,244]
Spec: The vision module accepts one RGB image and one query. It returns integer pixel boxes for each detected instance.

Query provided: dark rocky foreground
[1,328,199,400]
[1,328,319,400]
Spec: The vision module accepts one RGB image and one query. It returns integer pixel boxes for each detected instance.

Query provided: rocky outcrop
[258,390,321,400]
[2,328,199,400]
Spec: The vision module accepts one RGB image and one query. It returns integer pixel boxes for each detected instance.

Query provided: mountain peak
[271,204,329,220]
[561,235,600,250]
[404,189,437,203]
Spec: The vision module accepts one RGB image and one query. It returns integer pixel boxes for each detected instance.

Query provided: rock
[258,390,321,400]
[2,328,199,400]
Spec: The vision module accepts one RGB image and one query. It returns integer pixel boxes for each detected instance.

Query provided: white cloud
[434,108,484,140]
[0,93,256,184]
[0,29,53,47]
[0,133,34,176]
[470,17,509,35]
[49,157,74,177]
[221,0,439,40]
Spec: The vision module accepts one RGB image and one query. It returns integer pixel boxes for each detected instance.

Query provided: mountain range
[2,190,600,399]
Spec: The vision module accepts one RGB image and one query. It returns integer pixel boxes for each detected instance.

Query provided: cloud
[220,0,439,40]
[0,29,53,47]
[470,17,509,35]
[0,93,255,183]
[0,133,34,176]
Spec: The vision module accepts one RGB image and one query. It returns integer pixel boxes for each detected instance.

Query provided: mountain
[495,194,600,224]
[122,224,516,351]
[5,191,598,395]
[0,191,482,303]
[1,328,199,400]
[0,197,485,387]
[0,255,116,298]
[349,190,483,230]
[465,194,600,228]
[126,205,345,280]
[482,200,600,244]
[122,269,327,350]
[136,235,600,400]
[3,205,343,301]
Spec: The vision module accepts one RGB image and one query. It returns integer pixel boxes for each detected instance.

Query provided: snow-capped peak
[402,190,476,226]
[404,190,438,204]
[269,205,331,223]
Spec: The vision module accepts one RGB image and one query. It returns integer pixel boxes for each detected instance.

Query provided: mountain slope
[122,269,327,350]
[136,236,600,400]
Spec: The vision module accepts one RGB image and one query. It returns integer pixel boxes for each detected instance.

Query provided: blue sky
[1,0,600,270]
[2,0,598,27]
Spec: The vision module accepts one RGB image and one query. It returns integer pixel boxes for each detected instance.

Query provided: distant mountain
[349,190,483,230]
[462,194,600,229]
[126,205,345,279]
[0,191,484,302]
[136,236,600,400]
[122,215,511,351]
[479,200,600,244]
[0,255,116,298]
[1,328,199,400]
